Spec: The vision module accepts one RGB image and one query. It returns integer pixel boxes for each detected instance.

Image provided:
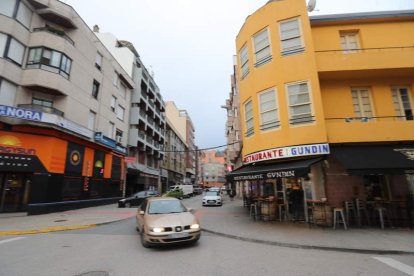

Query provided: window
[6,37,25,65]
[259,89,279,131]
[340,32,359,53]
[286,82,314,125]
[113,71,119,87]
[110,96,117,111]
[0,33,7,57]
[116,105,125,121]
[0,78,17,106]
[280,18,304,56]
[120,83,127,99]
[115,129,123,143]
[244,100,254,137]
[92,80,100,99]
[240,44,249,79]
[0,0,16,17]
[88,111,96,130]
[108,122,115,138]
[27,47,72,78]
[351,88,373,118]
[253,28,271,67]
[95,53,102,70]
[392,87,413,120]
[16,1,32,28]
[32,98,53,108]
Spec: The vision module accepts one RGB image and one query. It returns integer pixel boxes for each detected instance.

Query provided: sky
[63,0,414,149]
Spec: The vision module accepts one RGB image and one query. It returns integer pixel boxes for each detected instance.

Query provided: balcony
[316,46,414,79]
[33,27,74,45]
[325,116,414,144]
[17,104,64,117]
[21,69,70,96]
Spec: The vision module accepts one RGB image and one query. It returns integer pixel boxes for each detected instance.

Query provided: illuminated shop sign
[243,143,330,164]
[0,104,42,121]
[233,170,296,181]
[0,135,36,155]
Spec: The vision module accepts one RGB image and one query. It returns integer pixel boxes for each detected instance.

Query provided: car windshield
[147,200,187,214]
[205,191,219,196]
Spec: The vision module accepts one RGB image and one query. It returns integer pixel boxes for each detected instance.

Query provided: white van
[169,185,194,198]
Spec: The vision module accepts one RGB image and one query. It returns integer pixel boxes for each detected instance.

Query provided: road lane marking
[0,237,25,244]
[373,257,414,276]
[0,224,96,236]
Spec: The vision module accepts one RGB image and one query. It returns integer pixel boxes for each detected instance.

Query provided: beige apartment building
[0,0,134,213]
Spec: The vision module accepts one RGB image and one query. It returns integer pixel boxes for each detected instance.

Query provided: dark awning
[226,158,323,181]
[331,145,414,175]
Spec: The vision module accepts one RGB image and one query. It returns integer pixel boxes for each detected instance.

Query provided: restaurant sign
[233,170,296,181]
[243,143,330,165]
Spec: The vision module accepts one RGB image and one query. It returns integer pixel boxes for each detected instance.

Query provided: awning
[126,163,140,175]
[226,158,323,181]
[331,145,414,175]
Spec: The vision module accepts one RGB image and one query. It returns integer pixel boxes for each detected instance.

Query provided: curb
[202,228,414,256]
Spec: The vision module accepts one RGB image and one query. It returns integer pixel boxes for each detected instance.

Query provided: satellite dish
[307,0,316,12]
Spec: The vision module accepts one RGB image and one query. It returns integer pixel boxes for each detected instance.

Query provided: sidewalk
[0,198,413,255]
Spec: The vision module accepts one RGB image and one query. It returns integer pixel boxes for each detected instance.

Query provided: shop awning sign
[0,104,42,121]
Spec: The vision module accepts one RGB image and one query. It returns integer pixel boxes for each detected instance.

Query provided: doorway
[0,173,32,212]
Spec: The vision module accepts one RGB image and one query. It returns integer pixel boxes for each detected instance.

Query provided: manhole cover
[76,271,109,276]
[54,219,68,222]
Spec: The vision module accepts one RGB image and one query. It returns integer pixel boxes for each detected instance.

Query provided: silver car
[202,191,222,206]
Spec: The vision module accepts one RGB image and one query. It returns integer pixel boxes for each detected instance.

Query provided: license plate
[207,200,215,203]
[169,232,189,239]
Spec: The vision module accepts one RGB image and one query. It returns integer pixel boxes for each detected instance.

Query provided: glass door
[0,174,26,212]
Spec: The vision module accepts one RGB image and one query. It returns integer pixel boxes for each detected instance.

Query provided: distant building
[0,0,134,213]
[201,150,226,188]
[94,31,166,196]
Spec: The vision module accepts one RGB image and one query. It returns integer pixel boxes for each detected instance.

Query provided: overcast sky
[63,0,414,149]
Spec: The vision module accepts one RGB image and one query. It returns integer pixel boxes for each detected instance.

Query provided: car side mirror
[139,210,145,216]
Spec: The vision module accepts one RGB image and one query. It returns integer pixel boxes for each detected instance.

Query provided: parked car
[202,191,222,206]
[136,197,201,248]
[118,190,160,208]
[169,185,194,198]
[193,187,203,195]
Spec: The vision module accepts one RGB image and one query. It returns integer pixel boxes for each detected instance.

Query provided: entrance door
[0,174,30,212]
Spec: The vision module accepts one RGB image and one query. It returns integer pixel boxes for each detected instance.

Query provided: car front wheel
[140,231,150,248]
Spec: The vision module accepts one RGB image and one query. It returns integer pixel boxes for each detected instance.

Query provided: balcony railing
[17,104,64,117]
[33,27,75,45]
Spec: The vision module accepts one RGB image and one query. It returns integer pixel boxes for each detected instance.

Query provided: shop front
[0,129,125,214]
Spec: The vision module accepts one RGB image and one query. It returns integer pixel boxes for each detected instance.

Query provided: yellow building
[228,0,414,227]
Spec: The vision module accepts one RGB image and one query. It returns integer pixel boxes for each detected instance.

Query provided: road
[1,195,413,276]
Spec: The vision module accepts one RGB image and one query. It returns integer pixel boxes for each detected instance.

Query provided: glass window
[108,122,114,138]
[111,96,117,111]
[95,53,102,70]
[244,100,254,137]
[88,111,96,130]
[280,18,304,56]
[340,32,359,53]
[240,44,249,79]
[92,80,100,99]
[16,1,32,28]
[392,87,413,120]
[351,88,373,118]
[0,33,7,57]
[7,38,25,65]
[120,83,127,99]
[113,72,119,87]
[0,0,16,17]
[287,82,314,125]
[116,105,125,121]
[0,78,17,106]
[259,89,279,131]
[253,28,271,66]
[27,47,71,78]
[32,98,53,107]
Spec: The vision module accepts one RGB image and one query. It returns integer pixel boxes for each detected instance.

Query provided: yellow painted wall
[236,0,328,157]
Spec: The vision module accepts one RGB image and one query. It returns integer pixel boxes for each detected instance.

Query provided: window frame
[253,28,272,67]
[286,81,314,126]
[239,44,249,79]
[392,86,413,121]
[95,52,103,70]
[92,80,100,99]
[340,31,360,54]
[244,99,254,137]
[26,47,72,78]
[351,87,374,119]
[279,17,304,56]
[116,104,125,121]
[110,96,117,112]
[3,35,25,66]
[258,88,280,131]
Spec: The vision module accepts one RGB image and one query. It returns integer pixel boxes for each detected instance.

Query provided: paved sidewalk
[0,197,413,255]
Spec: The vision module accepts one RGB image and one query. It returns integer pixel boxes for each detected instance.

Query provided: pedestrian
[289,184,304,222]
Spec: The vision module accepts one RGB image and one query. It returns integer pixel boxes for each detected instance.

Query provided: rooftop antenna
[307,0,316,12]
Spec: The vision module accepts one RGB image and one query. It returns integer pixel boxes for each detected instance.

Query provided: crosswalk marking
[0,237,25,245]
[373,257,414,276]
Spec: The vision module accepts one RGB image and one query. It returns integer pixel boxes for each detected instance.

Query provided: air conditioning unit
[116,136,122,143]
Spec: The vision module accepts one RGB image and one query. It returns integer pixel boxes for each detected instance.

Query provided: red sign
[125,157,136,164]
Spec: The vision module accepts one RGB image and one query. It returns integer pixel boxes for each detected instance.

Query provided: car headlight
[190,224,200,230]
[150,227,165,233]
[119,199,125,202]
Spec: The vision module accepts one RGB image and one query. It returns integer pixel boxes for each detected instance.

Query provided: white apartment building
[0,0,134,214]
